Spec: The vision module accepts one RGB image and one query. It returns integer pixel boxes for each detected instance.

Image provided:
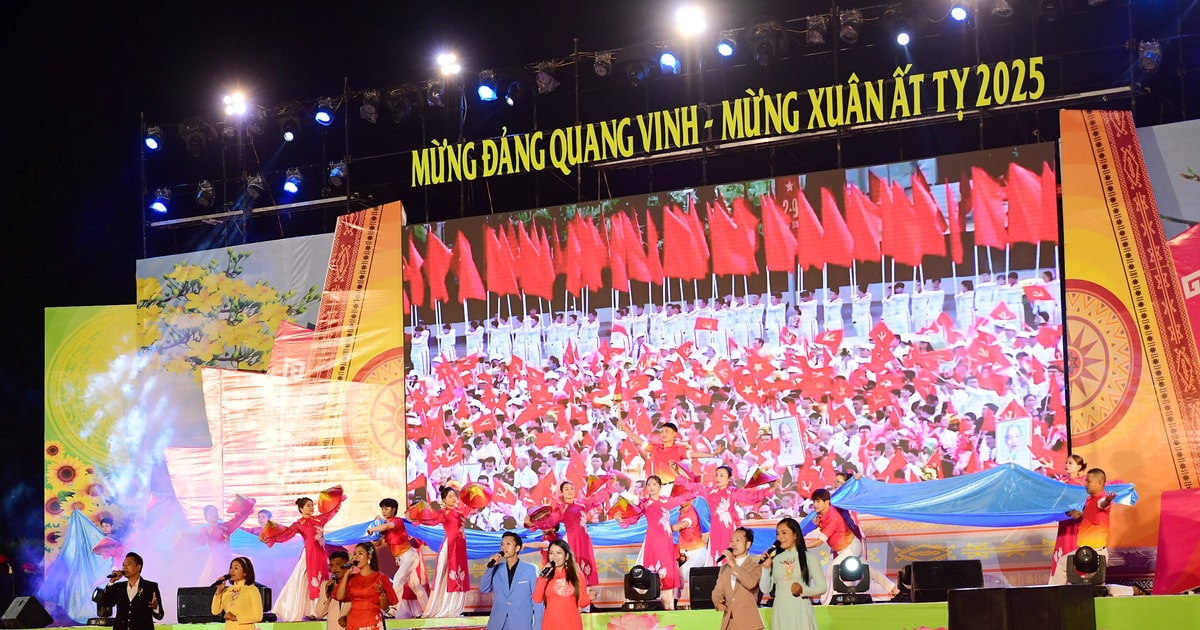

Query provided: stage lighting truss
[283,167,304,194]
[504,81,524,107]
[246,106,268,135]
[806,15,828,46]
[535,62,561,94]
[385,85,419,122]
[832,555,873,605]
[991,0,1014,18]
[277,103,304,142]
[748,17,786,67]
[1138,40,1162,73]
[624,60,654,87]
[178,117,215,158]
[328,161,347,188]
[149,188,171,214]
[839,9,863,45]
[246,174,266,199]
[360,89,380,124]
[716,30,737,58]
[144,125,163,151]
[314,97,336,126]
[478,70,499,102]
[593,52,614,77]
[196,180,215,207]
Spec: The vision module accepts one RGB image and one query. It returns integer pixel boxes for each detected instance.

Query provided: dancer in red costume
[199,499,256,584]
[625,421,713,489]
[334,543,398,630]
[673,463,776,564]
[527,478,614,603]
[413,486,475,618]
[619,475,697,610]
[533,539,590,630]
[1049,454,1087,581]
[365,498,427,616]
[260,492,346,621]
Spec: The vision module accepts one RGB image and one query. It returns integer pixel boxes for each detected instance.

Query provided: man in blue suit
[480,531,541,630]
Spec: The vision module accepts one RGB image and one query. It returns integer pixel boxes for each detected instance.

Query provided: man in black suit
[100,552,164,630]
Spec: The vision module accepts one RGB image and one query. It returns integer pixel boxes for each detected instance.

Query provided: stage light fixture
[328,161,347,187]
[360,90,379,124]
[437,52,461,76]
[622,565,663,611]
[886,5,912,47]
[223,92,248,117]
[806,15,828,46]
[659,51,680,75]
[246,107,267,135]
[314,98,335,126]
[624,60,653,87]
[1065,546,1107,590]
[144,126,162,151]
[246,174,266,199]
[1039,0,1061,22]
[477,70,499,102]
[716,31,737,57]
[385,85,417,122]
[221,124,237,141]
[749,18,785,67]
[149,188,171,214]
[427,81,447,108]
[277,104,303,142]
[674,5,707,37]
[950,3,969,21]
[535,63,561,94]
[504,81,523,106]
[839,10,863,44]
[195,180,215,207]
[594,52,614,77]
[991,0,1014,18]
[178,117,213,158]
[1138,40,1162,73]
[832,555,874,605]
[283,167,303,194]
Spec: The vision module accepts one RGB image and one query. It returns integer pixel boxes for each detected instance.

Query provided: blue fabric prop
[37,510,111,623]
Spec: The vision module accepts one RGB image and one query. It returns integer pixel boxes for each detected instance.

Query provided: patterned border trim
[309,207,383,381]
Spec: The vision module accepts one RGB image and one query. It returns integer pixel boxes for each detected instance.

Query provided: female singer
[334,543,398,630]
[619,475,696,610]
[210,557,263,630]
[413,486,473,618]
[673,463,776,564]
[531,478,614,602]
[534,539,590,630]
[760,518,825,630]
[1050,454,1088,580]
[261,493,346,621]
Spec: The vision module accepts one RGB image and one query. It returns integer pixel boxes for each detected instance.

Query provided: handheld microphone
[486,550,503,569]
[210,574,231,587]
[339,562,355,571]
[540,563,555,578]
[107,570,124,580]
[758,542,782,565]
[717,547,734,564]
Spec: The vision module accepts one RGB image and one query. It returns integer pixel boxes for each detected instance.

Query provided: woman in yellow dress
[211,557,263,630]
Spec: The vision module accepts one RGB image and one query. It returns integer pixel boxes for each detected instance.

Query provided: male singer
[711,528,764,630]
[316,550,352,630]
[479,532,540,630]
[99,552,164,630]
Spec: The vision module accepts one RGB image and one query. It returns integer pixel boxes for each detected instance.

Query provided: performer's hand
[761,556,772,569]
[790,582,803,597]
[490,552,503,566]
[714,601,727,612]
[215,582,226,595]
[1105,491,1117,504]
[224,612,237,622]
[1066,509,1083,520]
[720,549,735,565]
[375,582,385,595]
[337,615,347,628]
[150,593,159,610]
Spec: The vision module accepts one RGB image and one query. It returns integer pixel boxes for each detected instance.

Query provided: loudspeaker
[910,560,984,602]
[179,586,272,624]
[949,585,1095,630]
[1,596,53,629]
[688,566,721,610]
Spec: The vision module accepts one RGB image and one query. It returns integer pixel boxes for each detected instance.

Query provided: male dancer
[626,422,714,492]
[366,498,428,615]
[1049,468,1137,596]
[807,489,898,604]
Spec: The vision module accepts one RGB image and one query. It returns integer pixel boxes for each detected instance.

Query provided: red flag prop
[970,167,1009,249]
[451,231,486,302]
[845,183,882,262]
[762,194,798,272]
[730,196,761,275]
[820,187,854,268]
[911,175,948,258]
[645,210,665,285]
[1023,284,1055,302]
[404,236,426,309]
[424,230,453,304]
[793,190,826,270]
[484,226,520,297]
[945,180,965,265]
[1039,162,1061,245]
[686,195,711,278]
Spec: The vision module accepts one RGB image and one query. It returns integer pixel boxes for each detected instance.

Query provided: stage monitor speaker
[178,585,272,623]
[1,596,53,629]
[949,585,1095,630]
[948,588,1008,630]
[688,566,721,610]
[910,560,984,602]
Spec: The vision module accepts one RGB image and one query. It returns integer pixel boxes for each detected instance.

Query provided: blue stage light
[659,51,679,74]
[716,39,735,57]
[950,4,969,21]
[314,98,335,126]
[149,188,171,214]
[328,161,347,187]
[283,167,303,194]
[478,70,499,102]
[896,30,911,46]
[144,126,162,151]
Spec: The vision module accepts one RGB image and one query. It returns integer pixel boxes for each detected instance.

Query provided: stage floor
[71,595,1196,630]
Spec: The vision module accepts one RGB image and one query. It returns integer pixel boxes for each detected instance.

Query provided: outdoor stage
[70,595,1195,630]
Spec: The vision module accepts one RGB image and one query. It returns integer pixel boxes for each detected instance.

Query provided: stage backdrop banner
[1060,109,1200,570]
[1168,224,1200,355]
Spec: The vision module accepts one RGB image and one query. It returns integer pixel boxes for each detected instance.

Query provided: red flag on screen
[1023,284,1054,302]
[451,231,486,302]
[912,175,948,258]
[970,167,1009,249]
[686,195,711,278]
[425,230,453,304]
[820,187,854,268]
[793,190,825,270]
[645,210,665,284]
[1006,163,1042,245]
[945,180,965,265]
[1039,162,1060,245]
[404,236,426,309]
[845,183,882,262]
[762,194,798,272]
[730,195,761,275]
[485,226,520,297]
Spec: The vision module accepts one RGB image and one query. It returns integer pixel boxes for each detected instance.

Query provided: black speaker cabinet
[950,585,1096,630]
[910,559,984,602]
[1,596,53,629]
[688,566,721,610]
[179,585,272,623]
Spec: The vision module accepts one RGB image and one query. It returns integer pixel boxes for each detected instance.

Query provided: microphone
[339,562,355,571]
[210,574,231,587]
[486,551,503,569]
[107,571,124,580]
[758,542,782,565]
[540,563,555,578]
[717,547,734,564]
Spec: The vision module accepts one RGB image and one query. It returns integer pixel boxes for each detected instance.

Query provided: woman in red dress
[334,543,398,630]
[534,539,590,630]
[1050,454,1088,580]
[619,475,696,610]
[260,493,346,621]
[413,486,473,618]
[534,478,614,602]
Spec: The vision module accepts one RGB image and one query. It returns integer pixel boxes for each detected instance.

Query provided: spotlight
[437,52,461,76]
[622,565,663,611]
[1065,546,1107,595]
[624,60,653,87]
[283,167,303,194]
[716,31,737,57]
[674,5,706,37]
[839,10,863,44]
[328,161,347,187]
[991,0,1014,18]
[477,70,499,102]
[832,555,874,605]
[1039,0,1061,22]
[277,104,304,142]
[535,63,560,94]
[749,18,785,67]
[196,180,215,207]
[886,5,912,47]
[144,126,163,151]
[314,97,335,126]
[896,28,911,47]
[149,188,171,214]
[427,81,446,108]
[246,174,266,200]
[246,107,268,135]
[360,90,380,124]
[223,92,248,117]
[1138,40,1162,73]
[178,117,213,158]
[221,125,237,141]
[950,3,969,21]
[385,85,418,123]
[806,15,828,46]
[504,81,523,106]
[659,51,680,75]
[594,52,613,77]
